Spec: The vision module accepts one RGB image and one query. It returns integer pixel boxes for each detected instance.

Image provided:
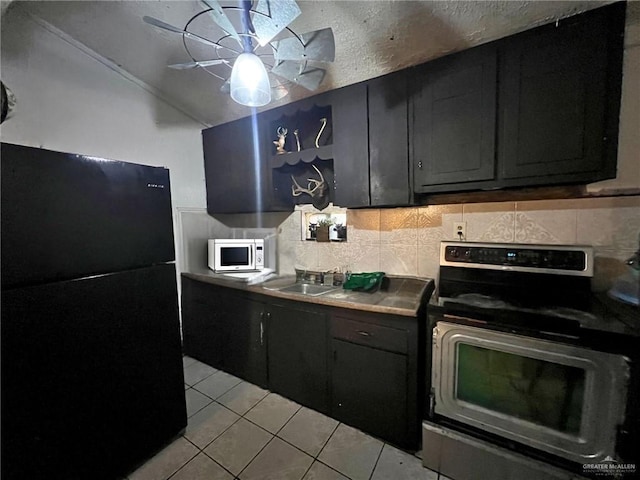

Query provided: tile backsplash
[277,196,640,292]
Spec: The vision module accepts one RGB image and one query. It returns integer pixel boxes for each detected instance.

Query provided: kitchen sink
[277,283,340,296]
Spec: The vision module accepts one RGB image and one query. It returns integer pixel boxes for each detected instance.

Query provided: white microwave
[208,239,264,272]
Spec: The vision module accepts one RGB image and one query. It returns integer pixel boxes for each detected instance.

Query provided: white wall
[0,6,208,273]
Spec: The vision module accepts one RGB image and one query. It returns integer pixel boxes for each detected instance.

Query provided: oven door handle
[443,313,488,325]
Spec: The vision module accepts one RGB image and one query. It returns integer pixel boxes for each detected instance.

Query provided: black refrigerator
[1,143,188,480]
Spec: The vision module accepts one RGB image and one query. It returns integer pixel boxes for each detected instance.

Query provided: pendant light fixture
[230,1,270,106]
[143,0,336,107]
[229,52,271,106]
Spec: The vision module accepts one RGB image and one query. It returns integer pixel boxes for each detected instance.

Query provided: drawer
[330,316,407,354]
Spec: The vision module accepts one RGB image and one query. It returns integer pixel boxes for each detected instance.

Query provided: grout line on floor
[314,420,341,460]
[188,369,224,392]
[367,442,385,480]
[195,447,239,480]
[190,402,246,452]
[315,458,356,480]
[234,434,277,479]
[161,445,199,480]
[181,368,395,480]
[272,404,303,436]
[184,371,219,388]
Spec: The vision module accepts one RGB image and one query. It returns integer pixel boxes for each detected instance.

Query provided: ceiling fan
[143,0,335,107]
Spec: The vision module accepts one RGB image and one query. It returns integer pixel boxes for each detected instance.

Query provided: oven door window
[456,344,585,435]
[432,321,629,464]
[220,247,250,267]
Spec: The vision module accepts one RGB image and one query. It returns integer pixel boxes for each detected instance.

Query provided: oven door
[432,321,629,464]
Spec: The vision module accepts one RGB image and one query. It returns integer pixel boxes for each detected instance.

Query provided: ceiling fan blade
[273,28,335,63]
[252,0,301,47]
[143,16,185,34]
[201,0,242,45]
[271,61,326,91]
[168,59,228,70]
[270,77,289,101]
[143,15,229,50]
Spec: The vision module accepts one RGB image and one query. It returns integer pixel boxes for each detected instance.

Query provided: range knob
[447,247,460,258]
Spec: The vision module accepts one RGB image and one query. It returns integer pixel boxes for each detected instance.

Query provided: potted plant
[315,217,333,242]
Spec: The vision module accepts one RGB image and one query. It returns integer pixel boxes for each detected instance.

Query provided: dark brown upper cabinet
[410,2,624,195]
[411,44,498,193]
[498,2,624,185]
[203,116,275,214]
[202,3,625,213]
[369,71,411,206]
[332,73,412,208]
[332,82,370,207]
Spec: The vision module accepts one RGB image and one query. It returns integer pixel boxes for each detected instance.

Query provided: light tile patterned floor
[126,357,444,480]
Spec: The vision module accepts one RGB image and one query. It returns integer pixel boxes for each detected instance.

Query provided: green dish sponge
[343,272,385,292]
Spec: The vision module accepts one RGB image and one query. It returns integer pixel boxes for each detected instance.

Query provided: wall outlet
[453,221,467,240]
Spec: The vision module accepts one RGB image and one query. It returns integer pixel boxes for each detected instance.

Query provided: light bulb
[230,52,271,107]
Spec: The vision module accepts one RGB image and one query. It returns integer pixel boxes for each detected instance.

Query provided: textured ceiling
[2,0,616,127]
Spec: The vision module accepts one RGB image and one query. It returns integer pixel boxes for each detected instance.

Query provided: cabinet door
[369,71,412,206]
[203,117,271,214]
[223,297,268,388]
[332,82,370,207]
[331,339,409,447]
[267,304,328,414]
[411,45,497,192]
[181,278,225,369]
[499,5,622,183]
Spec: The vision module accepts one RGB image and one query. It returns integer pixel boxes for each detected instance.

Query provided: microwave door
[217,245,254,271]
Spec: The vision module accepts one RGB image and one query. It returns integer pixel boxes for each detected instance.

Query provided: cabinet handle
[260,321,264,346]
[357,330,371,337]
[418,161,423,169]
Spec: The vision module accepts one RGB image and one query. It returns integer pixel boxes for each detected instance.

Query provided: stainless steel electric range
[423,242,640,480]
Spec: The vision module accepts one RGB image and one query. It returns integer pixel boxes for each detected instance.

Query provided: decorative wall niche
[301,210,347,242]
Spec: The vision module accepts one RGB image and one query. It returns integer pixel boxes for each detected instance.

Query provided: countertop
[182,270,435,317]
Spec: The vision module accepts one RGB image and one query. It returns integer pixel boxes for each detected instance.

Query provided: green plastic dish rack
[342,272,385,292]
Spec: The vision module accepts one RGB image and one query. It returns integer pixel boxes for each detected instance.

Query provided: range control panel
[441,242,593,276]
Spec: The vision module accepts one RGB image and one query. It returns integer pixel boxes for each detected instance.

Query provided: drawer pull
[357,330,372,337]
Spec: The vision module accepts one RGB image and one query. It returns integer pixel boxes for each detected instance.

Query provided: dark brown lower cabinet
[329,312,419,449]
[181,276,423,449]
[331,339,408,445]
[267,303,329,414]
[181,277,226,369]
[223,298,268,389]
[182,278,267,388]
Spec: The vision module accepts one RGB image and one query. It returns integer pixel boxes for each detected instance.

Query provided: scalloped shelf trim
[270,144,333,168]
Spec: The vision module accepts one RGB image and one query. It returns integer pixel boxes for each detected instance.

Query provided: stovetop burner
[438,293,601,329]
[434,242,640,338]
